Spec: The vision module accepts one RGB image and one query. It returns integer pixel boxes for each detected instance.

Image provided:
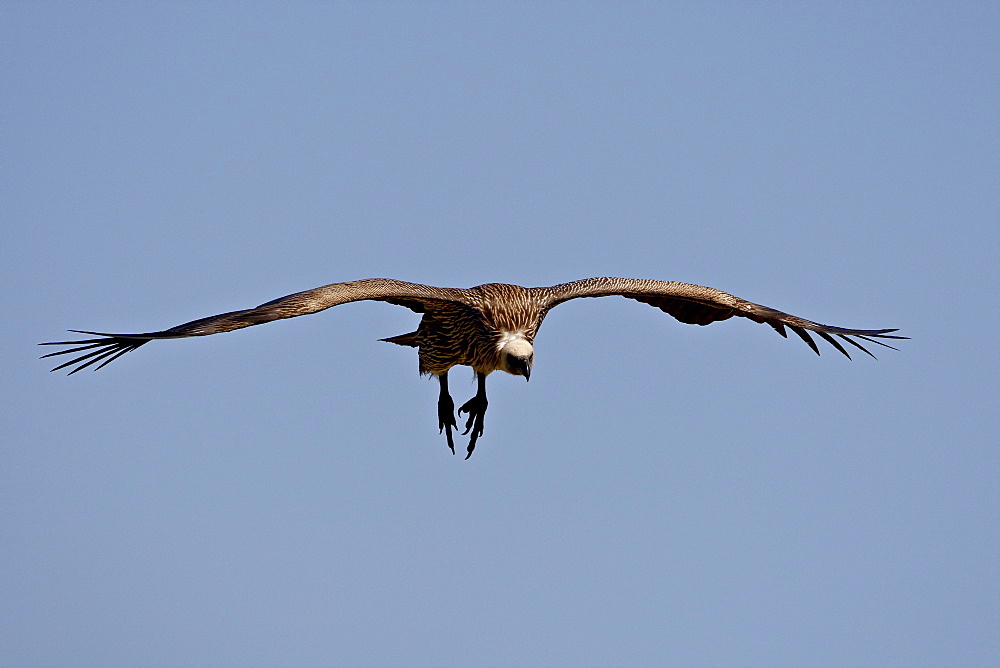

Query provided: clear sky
[3,3,997,665]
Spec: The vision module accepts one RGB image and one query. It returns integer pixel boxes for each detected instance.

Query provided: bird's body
[42,277,905,457]
[384,282,544,376]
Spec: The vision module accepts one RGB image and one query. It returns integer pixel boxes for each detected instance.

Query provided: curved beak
[507,355,531,381]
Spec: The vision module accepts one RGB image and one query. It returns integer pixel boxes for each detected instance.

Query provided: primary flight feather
[41,277,905,458]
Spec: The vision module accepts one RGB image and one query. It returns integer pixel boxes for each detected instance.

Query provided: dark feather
[837,334,879,359]
[787,325,821,355]
[41,334,148,374]
[816,331,852,359]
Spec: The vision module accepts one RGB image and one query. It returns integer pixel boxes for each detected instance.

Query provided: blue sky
[3,3,997,665]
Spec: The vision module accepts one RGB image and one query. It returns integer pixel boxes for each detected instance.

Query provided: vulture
[42,277,905,457]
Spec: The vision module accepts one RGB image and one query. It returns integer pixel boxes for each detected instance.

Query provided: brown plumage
[41,277,905,457]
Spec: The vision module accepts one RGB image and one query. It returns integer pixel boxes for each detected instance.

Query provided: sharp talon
[437,376,458,455]
[453,372,488,459]
[442,423,455,455]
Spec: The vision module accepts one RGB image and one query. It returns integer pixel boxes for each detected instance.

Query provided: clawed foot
[438,393,457,455]
[457,394,488,459]
[436,371,488,459]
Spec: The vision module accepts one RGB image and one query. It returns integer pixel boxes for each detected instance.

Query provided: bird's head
[499,339,534,381]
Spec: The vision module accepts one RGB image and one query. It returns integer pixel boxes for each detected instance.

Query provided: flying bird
[41,277,905,458]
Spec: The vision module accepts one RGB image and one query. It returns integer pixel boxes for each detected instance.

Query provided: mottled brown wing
[41,278,471,374]
[535,277,906,359]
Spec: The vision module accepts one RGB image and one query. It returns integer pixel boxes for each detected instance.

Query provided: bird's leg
[437,371,457,455]
[458,372,488,459]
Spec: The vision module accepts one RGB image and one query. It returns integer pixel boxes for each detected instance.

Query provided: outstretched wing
[534,277,906,359]
[41,278,469,374]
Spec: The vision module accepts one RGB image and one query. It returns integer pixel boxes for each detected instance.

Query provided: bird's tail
[379,331,419,347]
